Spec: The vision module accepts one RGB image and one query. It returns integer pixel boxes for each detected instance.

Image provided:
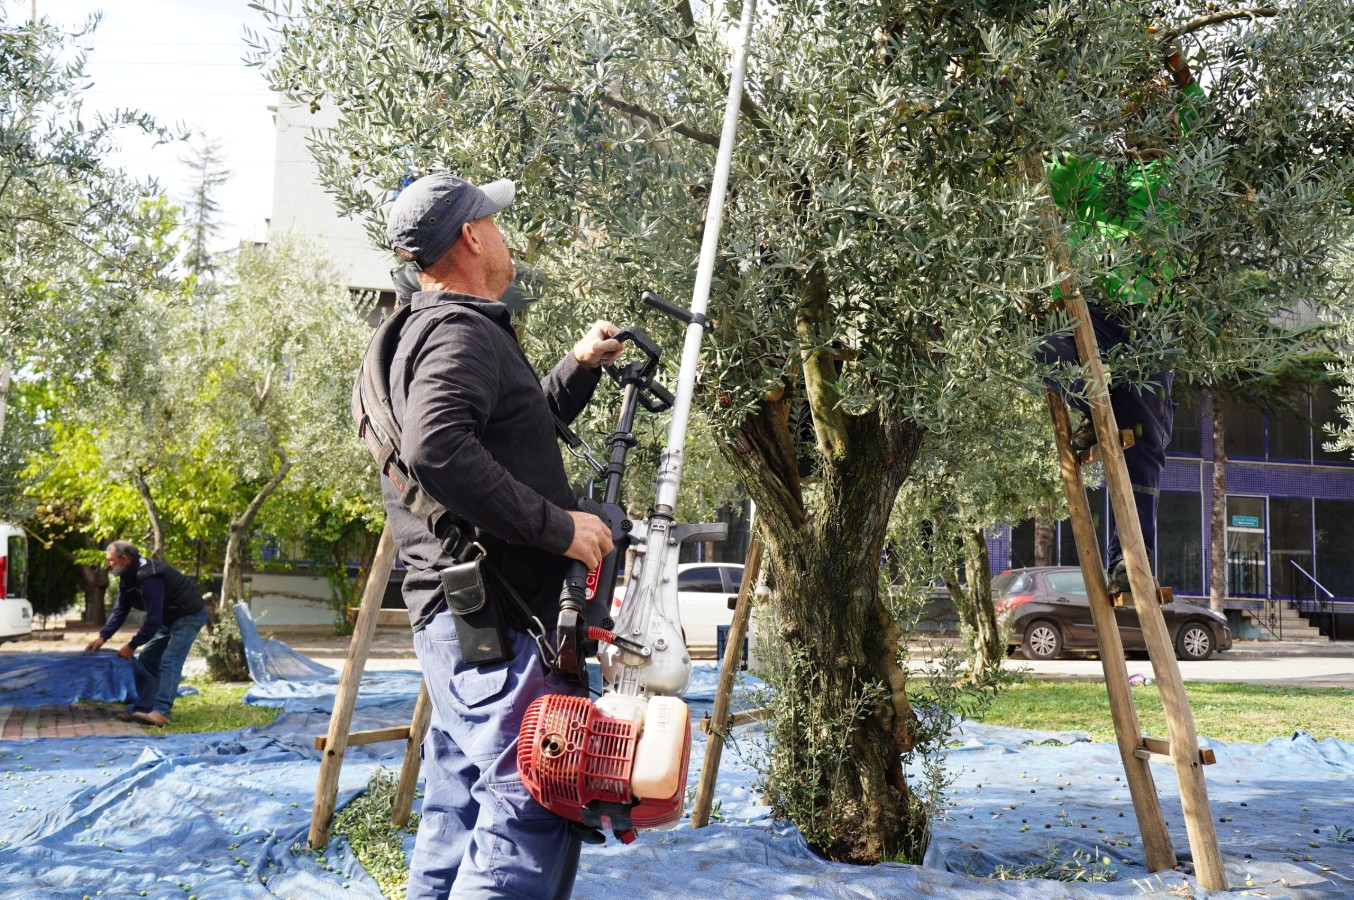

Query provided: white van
[0,523,33,642]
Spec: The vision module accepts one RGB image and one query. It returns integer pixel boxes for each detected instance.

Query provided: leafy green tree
[179,231,376,611]
[1322,246,1354,459]
[178,135,231,279]
[1,10,179,445]
[897,388,1063,677]
[253,0,1354,860]
[20,232,377,645]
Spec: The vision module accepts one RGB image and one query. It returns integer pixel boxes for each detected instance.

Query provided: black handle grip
[603,326,662,385]
[637,380,674,413]
[641,290,695,325]
[646,380,675,406]
[555,559,590,685]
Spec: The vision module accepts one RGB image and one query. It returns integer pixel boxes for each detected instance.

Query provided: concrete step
[1244,606,1328,641]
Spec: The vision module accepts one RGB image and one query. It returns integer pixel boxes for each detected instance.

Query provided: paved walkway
[0,704,146,739]
[907,635,1354,688]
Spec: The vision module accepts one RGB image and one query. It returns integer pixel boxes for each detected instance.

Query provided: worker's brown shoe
[114,712,137,723]
[131,711,171,727]
[1069,416,1099,453]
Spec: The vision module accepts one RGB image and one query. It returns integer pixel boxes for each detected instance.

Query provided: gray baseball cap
[386,173,515,270]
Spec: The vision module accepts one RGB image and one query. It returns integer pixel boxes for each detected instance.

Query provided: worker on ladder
[1038,40,1204,597]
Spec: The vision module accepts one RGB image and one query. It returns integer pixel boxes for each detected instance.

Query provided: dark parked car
[995,566,1233,661]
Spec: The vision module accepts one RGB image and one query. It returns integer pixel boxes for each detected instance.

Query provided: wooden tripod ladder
[307,524,431,848]
[1046,293,1227,890]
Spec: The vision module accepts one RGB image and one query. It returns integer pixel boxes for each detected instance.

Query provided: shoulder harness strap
[352,305,481,561]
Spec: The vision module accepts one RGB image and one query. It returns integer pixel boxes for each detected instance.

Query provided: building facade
[994,385,1354,638]
[268,101,395,294]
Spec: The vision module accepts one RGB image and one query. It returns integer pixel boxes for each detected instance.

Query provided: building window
[1313,385,1350,464]
[1225,495,1266,597]
[1008,519,1035,569]
[1158,492,1203,594]
[1267,396,1312,463]
[1314,500,1354,600]
[1057,519,1079,566]
[1268,497,1314,599]
[1220,397,1266,458]
[1167,391,1201,456]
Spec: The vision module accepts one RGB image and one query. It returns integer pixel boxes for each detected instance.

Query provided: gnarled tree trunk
[721,272,926,861]
[77,563,110,626]
[131,468,166,560]
[945,526,1002,678]
[207,448,292,682]
[220,449,293,611]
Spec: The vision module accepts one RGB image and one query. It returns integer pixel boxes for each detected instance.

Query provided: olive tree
[174,232,376,607]
[252,0,1354,861]
[895,386,1064,678]
[1,10,178,445]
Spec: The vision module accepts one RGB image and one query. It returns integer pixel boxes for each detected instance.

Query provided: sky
[46,0,279,250]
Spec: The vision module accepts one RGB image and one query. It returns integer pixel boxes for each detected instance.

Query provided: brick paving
[0,704,148,740]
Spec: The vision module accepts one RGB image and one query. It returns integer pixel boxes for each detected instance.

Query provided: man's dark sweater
[100,557,205,648]
[382,291,601,633]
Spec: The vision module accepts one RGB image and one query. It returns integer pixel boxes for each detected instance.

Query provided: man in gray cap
[381,172,619,899]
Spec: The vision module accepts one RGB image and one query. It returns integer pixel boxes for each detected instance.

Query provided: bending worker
[380,172,620,898]
[85,541,207,726]
[1038,43,1204,597]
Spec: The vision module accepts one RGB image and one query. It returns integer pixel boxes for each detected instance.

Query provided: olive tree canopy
[252,0,1354,861]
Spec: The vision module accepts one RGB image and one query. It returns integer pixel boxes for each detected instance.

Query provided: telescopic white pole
[653,0,757,514]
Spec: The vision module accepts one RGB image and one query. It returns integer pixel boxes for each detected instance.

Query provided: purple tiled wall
[992,389,1354,604]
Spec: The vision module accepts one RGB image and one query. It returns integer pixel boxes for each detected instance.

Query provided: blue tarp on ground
[0,651,138,707]
[2,617,1352,898]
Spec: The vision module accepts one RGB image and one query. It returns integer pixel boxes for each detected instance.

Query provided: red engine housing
[518,694,690,843]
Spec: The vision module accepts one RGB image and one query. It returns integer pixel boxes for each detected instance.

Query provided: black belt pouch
[440,560,510,665]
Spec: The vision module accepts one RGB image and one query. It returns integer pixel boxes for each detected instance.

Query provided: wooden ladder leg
[1064,296,1228,891]
[308,524,399,849]
[1023,148,1225,888]
[1047,390,1177,872]
[390,678,433,827]
[690,530,764,829]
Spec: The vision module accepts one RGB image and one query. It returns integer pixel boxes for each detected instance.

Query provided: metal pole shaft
[654,0,757,513]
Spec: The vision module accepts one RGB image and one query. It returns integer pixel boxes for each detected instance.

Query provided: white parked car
[610,562,745,656]
[0,523,33,642]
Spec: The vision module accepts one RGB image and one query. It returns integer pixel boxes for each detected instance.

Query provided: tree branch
[796,265,849,461]
[536,81,720,147]
[1157,7,1278,41]
[131,467,166,560]
[657,0,774,144]
[240,442,293,529]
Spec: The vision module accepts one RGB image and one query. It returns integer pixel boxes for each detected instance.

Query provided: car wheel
[1022,620,1063,660]
[1174,622,1214,661]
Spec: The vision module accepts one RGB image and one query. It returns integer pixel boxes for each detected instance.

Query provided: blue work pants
[132,608,208,717]
[1038,308,1175,570]
[408,613,584,899]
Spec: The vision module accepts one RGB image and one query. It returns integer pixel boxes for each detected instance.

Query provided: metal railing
[1288,560,1337,642]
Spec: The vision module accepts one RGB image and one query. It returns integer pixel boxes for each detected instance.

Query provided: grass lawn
[977,680,1354,743]
[94,680,279,734]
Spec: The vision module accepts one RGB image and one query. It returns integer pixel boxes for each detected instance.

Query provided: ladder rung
[698,706,773,734]
[343,608,409,626]
[1078,428,1136,465]
[1110,586,1173,607]
[315,725,413,752]
[1135,736,1216,766]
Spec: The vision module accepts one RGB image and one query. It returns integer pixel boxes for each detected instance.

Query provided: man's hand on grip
[572,321,623,370]
[565,510,613,570]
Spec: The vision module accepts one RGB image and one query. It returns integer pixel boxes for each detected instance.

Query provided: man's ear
[460,220,482,255]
